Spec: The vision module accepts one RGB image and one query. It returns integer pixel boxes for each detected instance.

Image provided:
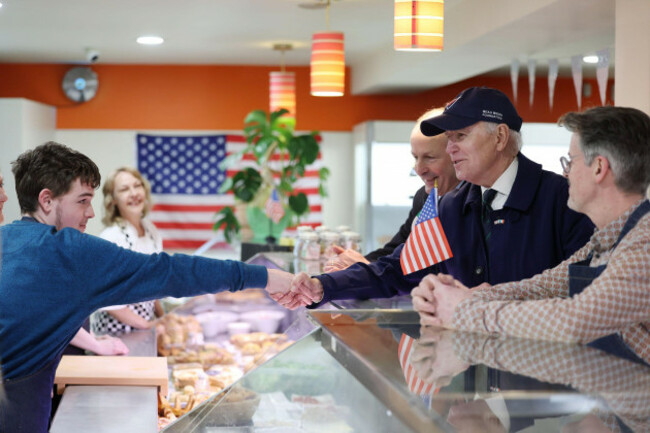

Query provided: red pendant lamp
[394,0,444,51]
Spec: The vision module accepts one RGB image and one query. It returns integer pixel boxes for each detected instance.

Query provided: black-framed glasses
[560,154,582,175]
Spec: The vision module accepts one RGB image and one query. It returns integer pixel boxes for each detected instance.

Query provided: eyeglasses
[559,154,582,175]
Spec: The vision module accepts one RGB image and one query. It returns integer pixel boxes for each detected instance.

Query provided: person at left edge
[0,142,295,433]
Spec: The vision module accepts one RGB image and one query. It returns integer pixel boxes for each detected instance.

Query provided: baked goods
[230,332,287,347]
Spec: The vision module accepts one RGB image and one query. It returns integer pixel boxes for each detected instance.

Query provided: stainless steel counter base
[51,329,159,432]
[50,386,158,433]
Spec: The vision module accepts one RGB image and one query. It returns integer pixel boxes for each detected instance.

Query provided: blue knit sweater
[0,219,267,380]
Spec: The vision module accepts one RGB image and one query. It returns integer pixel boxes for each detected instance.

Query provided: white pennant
[571,55,583,109]
[548,59,559,110]
[528,59,536,106]
[596,48,610,105]
[510,59,520,103]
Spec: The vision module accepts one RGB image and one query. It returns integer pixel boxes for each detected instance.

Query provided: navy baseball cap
[421,87,523,136]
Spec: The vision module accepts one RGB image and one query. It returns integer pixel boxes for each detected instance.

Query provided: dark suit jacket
[364,186,428,261]
[313,153,595,305]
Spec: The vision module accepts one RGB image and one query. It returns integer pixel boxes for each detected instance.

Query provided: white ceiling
[0,0,615,94]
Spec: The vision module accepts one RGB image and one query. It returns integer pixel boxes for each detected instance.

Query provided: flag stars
[137,135,227,195]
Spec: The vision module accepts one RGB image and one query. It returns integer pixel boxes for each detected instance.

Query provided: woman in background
[91,167,165,335]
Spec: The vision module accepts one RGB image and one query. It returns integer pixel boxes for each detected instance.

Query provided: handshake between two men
[267,266,485,324]
[265,269,325,310]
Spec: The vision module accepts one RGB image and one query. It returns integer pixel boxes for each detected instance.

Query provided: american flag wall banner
[137,134,323,250]
[400,188,452,274]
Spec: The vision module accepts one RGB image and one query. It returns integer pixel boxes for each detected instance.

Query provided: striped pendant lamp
[310,31,345,97]
[269,71,296,119]
[394,0,444,51]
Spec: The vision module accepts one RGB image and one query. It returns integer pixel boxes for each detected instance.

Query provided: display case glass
[162,309,650,432]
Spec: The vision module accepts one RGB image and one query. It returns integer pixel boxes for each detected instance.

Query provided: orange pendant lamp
[310,31,345,96]
[394,0,444,51]
[269,44,296,119]
[309,0,344,97]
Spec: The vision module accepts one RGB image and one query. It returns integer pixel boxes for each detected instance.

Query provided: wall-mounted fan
[62,67,98,103]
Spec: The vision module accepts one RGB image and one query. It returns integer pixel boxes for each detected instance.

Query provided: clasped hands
[265,269,324,310]
[411,273,476,328]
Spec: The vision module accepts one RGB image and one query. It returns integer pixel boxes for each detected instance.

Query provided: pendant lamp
[269,44,296,119]
[310,31,345,96]
[394,0,444,51]
[309,0,345,96]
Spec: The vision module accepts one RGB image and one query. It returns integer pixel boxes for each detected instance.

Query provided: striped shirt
[453,199,650,364]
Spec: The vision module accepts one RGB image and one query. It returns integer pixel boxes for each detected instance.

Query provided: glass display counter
[161,309,650,432]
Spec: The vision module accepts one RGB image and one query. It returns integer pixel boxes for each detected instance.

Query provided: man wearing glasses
[413,105,650,366]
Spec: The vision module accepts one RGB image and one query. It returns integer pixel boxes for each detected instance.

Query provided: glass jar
[341,231,362,253]
[300,232,321,261]
[335,225,351,234]
[314,225,329,236]
[293,226,315,258]
[320,231,341,260]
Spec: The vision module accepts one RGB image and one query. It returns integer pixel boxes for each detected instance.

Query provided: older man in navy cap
[279,87,594,312]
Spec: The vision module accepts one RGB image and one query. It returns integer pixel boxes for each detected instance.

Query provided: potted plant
[214,109,329,244]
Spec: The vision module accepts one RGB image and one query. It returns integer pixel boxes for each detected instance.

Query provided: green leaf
[244,109,268,126]
[278,179,293,194]
[231,168,262,202]
[319,167,330,180]
[213,207,240,244]
[288,192,309,215]
[318,184,328,198]
[299,135,320,164]
[218,177,234,194]
[253,136,274,162]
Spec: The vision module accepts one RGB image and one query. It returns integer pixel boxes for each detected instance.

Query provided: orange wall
[0,63,613,131]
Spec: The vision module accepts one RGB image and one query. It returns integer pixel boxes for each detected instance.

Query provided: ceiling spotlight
[582,55,599,64]
[137,35,164,45]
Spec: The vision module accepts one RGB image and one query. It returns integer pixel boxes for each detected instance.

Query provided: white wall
[0,98,56,223]
[55,129,354,237]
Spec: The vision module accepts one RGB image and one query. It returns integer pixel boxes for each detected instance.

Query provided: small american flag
[265,188,285,224]
[400,188,452,274]
[137,134,323,249]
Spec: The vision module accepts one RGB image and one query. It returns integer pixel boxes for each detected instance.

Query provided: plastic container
[293,226,315,258]
[195,311,239,338]
[240,310,286,333]
[320,231,341,260]
[314,225,329,235]
[341,231,362,253]
[227,321,252,337]
[300,232,321,261]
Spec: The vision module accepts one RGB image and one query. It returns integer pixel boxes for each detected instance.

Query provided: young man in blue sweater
[0,142,294,433]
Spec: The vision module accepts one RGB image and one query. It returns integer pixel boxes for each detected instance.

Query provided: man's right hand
[323,245,369,273]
